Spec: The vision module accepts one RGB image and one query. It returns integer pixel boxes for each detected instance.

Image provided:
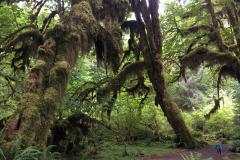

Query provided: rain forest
[0,0,240,159]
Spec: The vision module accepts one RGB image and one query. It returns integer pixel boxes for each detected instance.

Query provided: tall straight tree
[128,0,198,148]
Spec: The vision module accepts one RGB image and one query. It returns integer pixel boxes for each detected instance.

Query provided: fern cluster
[0,145,62,160]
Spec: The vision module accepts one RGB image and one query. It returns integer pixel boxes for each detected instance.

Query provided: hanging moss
[95,24,123,73]
[4,30,42,49]
[94,0,128,23]
[44,24,66,41]
[181,47,240,86]
[181,47,240,70]
[97,61,145,101]
[69,1,98,36]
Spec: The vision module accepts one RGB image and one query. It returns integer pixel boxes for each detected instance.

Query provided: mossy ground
[72,141,180,160]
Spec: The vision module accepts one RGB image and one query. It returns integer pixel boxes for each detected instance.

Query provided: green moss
[44,24,65,40]
[67,32,81,41]
[96,86,111,102]
[37,38,56,65]
[43,87,59,110]
[30,60,48,73]
[70,1,97,36]
[48,61,70,98]
[49,61,70,79]
[21,93,40,104]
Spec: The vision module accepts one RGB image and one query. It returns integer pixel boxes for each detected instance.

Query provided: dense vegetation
[0,0,240,159]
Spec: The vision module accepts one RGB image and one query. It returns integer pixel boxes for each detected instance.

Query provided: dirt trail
[140,144,240,160]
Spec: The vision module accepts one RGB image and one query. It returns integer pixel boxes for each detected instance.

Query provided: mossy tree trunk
[132,0,198,148]
[0,1,97,153]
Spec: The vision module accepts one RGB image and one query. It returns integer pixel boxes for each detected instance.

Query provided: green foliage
[0,3,30,40]
[1,146,41,160]
[181,152,213,160]
[192,114,205,132]
[78,141,179,160]
[0,2,31,117]
[0,141,61,160]
[0,148,6,160]
[0,145,62,160]
[41,145,62,160]
[229,140,240,153]
[231,83,240,136]
[12,147,41,160]
[205,106,234,136]
[62,56,106,115]
[168,67,212,111]
[110,95,173,143]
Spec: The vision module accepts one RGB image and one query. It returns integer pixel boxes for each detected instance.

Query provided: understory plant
[229,140,240,153]
[0,145,62,160]
[181,152,213,160]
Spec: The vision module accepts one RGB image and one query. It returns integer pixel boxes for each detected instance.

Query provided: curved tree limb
[181,47,240,80]
[40,11,58,33]
[97,61,146,101]
[204,96,223,119]
[0,25,37,44]
[182,47,240,118]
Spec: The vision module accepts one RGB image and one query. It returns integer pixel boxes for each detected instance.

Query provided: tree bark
[0,1,97,154]
[133,0,198,148]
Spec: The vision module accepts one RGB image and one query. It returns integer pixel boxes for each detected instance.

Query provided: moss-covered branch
[97,61,146,100]
[180,25,213,36]
[181,46,240,83]
[182,47,240,119]
[1,24,37,44]
[4,30,42,50]
[181,47,240,73]
[204,97,223,119]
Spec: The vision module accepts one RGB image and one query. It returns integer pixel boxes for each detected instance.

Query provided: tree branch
[97,61,146,101]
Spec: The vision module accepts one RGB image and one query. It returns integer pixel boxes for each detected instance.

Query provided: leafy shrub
[205,107,234,137]
[41,145,62,160]
[0,148,6,160]
[229,140,240,153]
[192,131,202,138]
[220,130,235,140]
[0,145,62,160]
[231,133,240,140]
[200,134,216,142]
[0,146,41,160]
[83,146,97,156]
[219,138,228,144]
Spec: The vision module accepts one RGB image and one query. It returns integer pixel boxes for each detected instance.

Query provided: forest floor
[139,144,240,160]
